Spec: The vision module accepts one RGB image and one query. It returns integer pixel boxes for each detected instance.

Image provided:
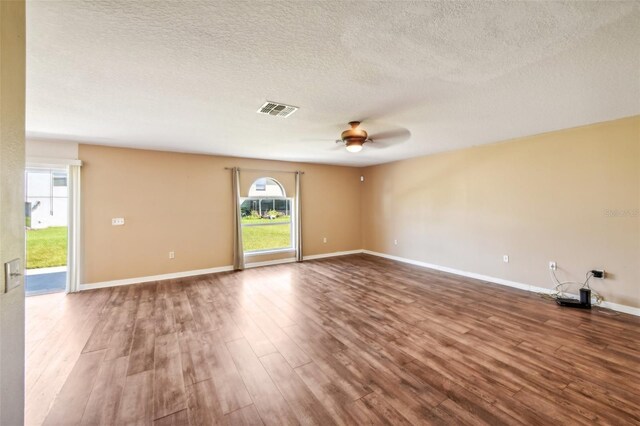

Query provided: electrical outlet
[323,237,327,243]
[591,269,605,279]
[169,251,175,259]
[549,261,557,270]
[503,255,509,263]
[112,217,125,226]
[394,239,398,246]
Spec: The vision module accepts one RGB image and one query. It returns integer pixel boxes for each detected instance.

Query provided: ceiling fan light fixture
[345,141,363,153]
[328,120,407,153]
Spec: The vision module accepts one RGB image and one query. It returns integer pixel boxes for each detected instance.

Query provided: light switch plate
[4,258,22,293]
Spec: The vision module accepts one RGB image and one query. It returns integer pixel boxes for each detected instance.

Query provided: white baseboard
[79,250,363,291]
[363,250,640,317]
[79,249,640,317]
[303,249,364,261]
[80,265,234,291]
[598,300,640,316]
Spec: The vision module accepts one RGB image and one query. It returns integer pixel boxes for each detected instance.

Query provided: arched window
[241,177,293,253]
[248,177,286,198]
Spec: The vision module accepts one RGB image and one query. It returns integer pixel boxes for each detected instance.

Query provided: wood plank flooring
[26,254,640,425]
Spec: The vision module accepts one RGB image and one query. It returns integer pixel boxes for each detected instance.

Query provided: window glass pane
[248,177,285,197]
[241,199,290,222]
[241,198,292,252]
[26,171,51,197]
[255,178,266,191]
[26,197,51,229]
[50,198,68,226]
[52,172,68,197]
[52,185,68,198]
[240,199,252,217]
[242,223,291,252]
[53,173,67,187]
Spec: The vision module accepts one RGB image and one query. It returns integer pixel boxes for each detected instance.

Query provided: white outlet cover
[112,217,125,226]
[503,255,509,263]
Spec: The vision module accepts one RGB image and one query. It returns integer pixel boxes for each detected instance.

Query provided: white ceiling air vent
[257,101,298,118]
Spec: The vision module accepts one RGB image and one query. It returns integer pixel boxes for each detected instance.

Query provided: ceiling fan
[334,121,409,153]
[335,121,371,153]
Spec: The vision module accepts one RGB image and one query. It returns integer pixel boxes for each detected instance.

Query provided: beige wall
[0,0,26,423]
[79,145,362,283]
[79,116,639,309]
[362,116,640,308]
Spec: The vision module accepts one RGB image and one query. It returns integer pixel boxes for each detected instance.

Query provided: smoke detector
[257,101,298,118]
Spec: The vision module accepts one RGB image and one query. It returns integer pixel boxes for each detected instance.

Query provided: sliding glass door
[24,167,68,296]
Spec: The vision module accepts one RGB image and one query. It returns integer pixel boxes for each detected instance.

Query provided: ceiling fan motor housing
[341,121,368,146]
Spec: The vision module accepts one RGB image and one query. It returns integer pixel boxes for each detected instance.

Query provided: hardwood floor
[26,254,640,425]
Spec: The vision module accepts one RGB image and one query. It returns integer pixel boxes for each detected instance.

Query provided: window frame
[240,196,294,255]
[240,176,296,257]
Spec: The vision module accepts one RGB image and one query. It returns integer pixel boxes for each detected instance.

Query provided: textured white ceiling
[26,1,640,166]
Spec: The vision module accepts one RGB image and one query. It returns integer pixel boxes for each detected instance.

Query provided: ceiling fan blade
[365,140,385,149]
[368,128,411,146]
[300,136,345,151]
[299,138,337,142]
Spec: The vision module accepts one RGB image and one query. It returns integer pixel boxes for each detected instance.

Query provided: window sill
[244,248,296,257]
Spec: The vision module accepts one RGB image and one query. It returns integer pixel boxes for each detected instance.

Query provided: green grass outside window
[242,223,291,252]
[26,226,67,269]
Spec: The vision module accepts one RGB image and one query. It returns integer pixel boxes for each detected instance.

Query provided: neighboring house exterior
[25,168,68,229]
[241,177,291,217]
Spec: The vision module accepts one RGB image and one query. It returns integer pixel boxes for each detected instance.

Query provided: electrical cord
[540,269,603,305]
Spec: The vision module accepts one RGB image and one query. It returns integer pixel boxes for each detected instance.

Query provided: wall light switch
[169,251,175,259]
[112,218,125,226]
[394,239,398,246]
[4,258,22,293]
[323,237,327,243]
[503,255,509,263]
